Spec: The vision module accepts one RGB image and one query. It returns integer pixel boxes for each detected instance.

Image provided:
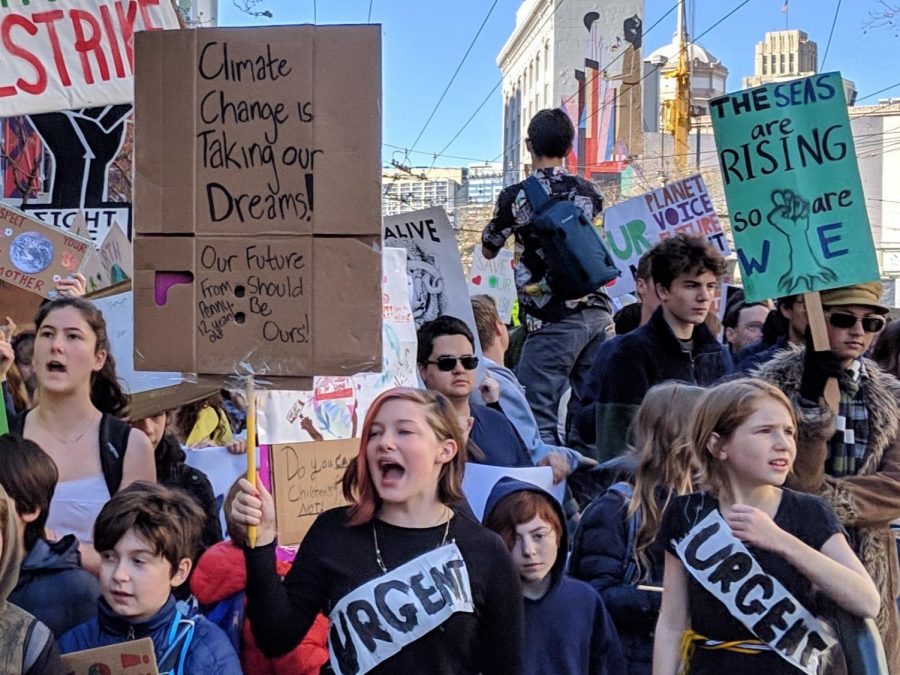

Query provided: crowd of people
[0,105,896,675]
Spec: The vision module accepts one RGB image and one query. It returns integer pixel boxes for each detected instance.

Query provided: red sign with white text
[0,0,179,116]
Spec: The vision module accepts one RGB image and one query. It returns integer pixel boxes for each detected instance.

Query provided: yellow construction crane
[661,0,691,174]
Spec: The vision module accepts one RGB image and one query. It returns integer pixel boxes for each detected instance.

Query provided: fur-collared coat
[755,349,900,669]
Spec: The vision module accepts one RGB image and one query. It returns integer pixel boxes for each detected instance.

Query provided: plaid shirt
[826,359,871,477]
[481,166,611,330]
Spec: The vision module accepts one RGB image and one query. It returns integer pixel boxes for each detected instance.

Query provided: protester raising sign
[602,174,730,298]
[0,0,180,116]
[674,510,835,675]
[710,72,879,302]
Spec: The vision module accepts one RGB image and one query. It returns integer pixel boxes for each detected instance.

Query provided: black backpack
[523,175,620,300]
[9,412,130,495]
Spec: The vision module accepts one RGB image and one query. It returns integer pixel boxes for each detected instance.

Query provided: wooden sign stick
[803,291,839,412]
[246,377,258,548]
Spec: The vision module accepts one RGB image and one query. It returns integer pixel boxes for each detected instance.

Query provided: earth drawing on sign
[9,232,54,274]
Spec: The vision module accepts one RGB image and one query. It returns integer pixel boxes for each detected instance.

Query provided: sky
[217,0,900,168]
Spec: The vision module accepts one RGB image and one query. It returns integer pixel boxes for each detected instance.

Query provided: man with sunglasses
[756,282,900,668]
[417,316,532,468]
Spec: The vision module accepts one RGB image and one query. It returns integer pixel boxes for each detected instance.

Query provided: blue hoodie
[59,595,241,674]
[484,478,625,675]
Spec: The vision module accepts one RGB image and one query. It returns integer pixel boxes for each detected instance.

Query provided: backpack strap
[158,605,196,675]
[608,481,641,584]
[522,175,550,210]
[8,410,25,436]
[98,414,130,495]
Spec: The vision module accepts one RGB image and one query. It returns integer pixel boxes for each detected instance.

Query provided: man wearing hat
[755,281,900,667]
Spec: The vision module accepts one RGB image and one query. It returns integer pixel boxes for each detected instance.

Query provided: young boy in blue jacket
[484,477,625,675]
[59,482,240,674]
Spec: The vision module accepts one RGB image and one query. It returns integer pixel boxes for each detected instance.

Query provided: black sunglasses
[827,312,886,333]
[427,355,479,372]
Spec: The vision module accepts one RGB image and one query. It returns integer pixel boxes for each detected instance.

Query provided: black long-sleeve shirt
[244,507,524,675]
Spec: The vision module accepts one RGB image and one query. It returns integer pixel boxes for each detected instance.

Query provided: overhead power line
[407,0,500,155]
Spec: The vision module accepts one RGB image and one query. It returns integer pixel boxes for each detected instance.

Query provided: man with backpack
[482,108,616,452]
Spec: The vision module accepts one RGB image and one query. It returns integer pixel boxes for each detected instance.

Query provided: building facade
[497,0,644,184]
[742,30,856,104]
[382,167,464,226]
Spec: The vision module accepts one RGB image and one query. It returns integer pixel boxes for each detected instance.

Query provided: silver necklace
[373,508,452,574]
[45,414,98,448]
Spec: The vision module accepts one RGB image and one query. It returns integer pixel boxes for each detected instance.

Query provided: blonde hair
[691,378,795,502]
[628,383,705,577]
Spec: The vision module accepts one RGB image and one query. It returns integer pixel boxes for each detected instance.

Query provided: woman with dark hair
[3,298,154,573]
[230,387,524,674]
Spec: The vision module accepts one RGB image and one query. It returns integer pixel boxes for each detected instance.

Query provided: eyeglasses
[827,312,886,333]
[426,355,479,371]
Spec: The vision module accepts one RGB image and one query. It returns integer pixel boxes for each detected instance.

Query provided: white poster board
[89,290,181,394]
[0,0,181,116]
[461,464,564,522]
[383,206,479,338]
[603,174,730,297]
[467,246,516,323]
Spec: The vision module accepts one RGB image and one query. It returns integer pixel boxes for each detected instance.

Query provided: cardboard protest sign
[0,0,180,116]
[270,438,355,545]
[328,543,473,675]
[81,220,132,293]
[0,204,91,298]
[0,281,43,326]
[467,246,516,323]
[710,72,878,302]
[257,247,417,445]
[133,26,382,380]
[383,206,479,338]
[461,464,563,522]
[61,637,158,675]
[602,174,730,297]
[673,510,835,674]
[89,290,180,394]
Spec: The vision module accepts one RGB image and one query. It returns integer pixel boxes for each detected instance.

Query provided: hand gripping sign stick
[804,292,840,412]
[246,377,258,548]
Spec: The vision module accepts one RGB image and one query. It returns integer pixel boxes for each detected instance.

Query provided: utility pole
[662,0,691,175]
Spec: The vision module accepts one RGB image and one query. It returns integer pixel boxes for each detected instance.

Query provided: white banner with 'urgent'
[328,543,474,675]
[674,509,835,674]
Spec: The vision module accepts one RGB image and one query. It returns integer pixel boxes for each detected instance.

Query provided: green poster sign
[710,72,879,302]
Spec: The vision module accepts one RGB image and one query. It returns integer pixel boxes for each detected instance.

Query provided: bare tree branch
[864,0,900,35]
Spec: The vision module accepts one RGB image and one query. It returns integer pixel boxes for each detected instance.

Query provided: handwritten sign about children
[0,204,91,298]
[674,510,835,674]
[270,438,356,545]
[710,72,878,302]
[61,637,158,675]
[134,26,382,379]
[467,246,516,323]
[383,206,479,338]
[602,174,729,298]
[0,0,180,116]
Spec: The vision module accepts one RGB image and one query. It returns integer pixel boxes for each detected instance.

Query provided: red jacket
[191,541,330,675]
